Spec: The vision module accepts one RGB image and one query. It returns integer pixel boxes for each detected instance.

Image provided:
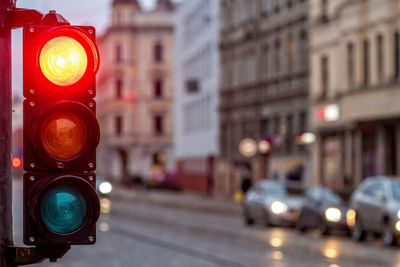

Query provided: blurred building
[97,0,175,184]
[309,0,400,194]
[174,0,220,194]
[219,0,310,196]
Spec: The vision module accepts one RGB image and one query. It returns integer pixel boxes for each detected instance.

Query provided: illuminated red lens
[40,112,88,160]
[12,156,22,169]
[40,36,88,86]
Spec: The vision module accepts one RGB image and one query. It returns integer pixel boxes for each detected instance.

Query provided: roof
[154,0,174,11]
[112,0,140,7]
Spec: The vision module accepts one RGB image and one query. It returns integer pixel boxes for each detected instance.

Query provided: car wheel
[319,221,330,236]
[243,207,254,226]
[296,212,307,233]
[352,216,366,242]
[382,222,397,246]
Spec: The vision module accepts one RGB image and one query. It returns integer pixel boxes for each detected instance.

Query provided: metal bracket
[6,8,43,29]
[5,245,70,267]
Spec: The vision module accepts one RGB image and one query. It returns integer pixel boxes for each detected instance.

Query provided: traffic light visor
[40,36,88,86]
[40,112,88,160]
[40,185,88,234]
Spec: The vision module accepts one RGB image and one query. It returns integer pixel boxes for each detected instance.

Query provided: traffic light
[23,11,100,246]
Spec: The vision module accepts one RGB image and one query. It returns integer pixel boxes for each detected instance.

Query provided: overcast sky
[12,0,182,99]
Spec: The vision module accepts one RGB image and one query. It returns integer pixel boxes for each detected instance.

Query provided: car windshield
[260,183,287,196]
[392,181,400,201]
[323,190,342,204]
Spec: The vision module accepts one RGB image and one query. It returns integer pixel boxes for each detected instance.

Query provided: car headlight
[397,210,400,219]
[270,201,288,215]
[396,221,400,232]
[325,207,342,222]
[99,181,112,194]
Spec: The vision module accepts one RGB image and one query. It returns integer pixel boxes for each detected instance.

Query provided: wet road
[11,179,400,267]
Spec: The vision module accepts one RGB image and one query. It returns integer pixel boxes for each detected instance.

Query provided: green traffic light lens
[40,185,87,234]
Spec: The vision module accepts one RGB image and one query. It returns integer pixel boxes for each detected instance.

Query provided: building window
[262,0,270,14]
[154,115,164,136]
[321,55,329,99]
[275,39,281,75]
[274,0,280,12]
[363,39,370,86]
[299,30,307,71]
[260,119,269,137]
[115,116,123,136]
[376,34,384,83]
[321,0,328,22]
[116,79,123,99]
[154,42,163,63]
[287,34,294,73]
[299,112,307,133]
[286,114,293,152]
[116,43,122,63]
[274,116,281,136]
[347,42,355,88]
[263,45,269,80]
[394,32,399,79]
[154,79,163,98]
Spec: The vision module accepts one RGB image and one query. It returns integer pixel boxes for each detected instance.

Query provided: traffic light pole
[0,0,15,266]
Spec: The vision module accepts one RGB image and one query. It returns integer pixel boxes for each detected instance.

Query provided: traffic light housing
[23,11,100,246]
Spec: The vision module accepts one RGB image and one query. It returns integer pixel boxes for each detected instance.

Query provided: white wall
[174,0,220,159]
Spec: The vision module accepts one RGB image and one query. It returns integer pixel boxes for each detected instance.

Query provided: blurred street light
[239,138,257,158]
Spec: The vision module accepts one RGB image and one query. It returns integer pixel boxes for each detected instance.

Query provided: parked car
[242,180,303,227]
[350,176,400,246]
[296,187,350,235]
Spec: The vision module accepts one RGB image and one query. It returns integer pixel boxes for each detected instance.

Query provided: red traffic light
[12,156,22,169]
[24,26,99,99]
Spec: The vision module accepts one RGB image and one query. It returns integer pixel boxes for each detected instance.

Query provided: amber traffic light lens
[40,36,88,86]
[40,112,87,160]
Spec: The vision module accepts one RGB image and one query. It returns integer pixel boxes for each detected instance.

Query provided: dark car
[350,176,400,246]
[243,180,303,227]
[296,187,350,235]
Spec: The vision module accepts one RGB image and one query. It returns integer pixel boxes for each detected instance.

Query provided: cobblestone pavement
[12,180,400,267]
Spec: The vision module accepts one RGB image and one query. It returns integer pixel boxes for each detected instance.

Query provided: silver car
[243,180,303,227]
[350,176,400,246]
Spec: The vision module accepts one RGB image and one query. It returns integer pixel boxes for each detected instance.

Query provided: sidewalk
[110,186,242,217]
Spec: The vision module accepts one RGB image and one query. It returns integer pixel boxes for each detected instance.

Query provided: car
[242,180,303,227]
[296,187,350,235]
[350,176,400,246]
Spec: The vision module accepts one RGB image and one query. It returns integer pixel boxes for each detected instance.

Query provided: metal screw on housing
[29,236,35,243]
[29,101,35,107]
[29,176,35,182]
[30,163,35,168]
[88,163,94,168]
[89,176,94,181]
[88,236,94,242]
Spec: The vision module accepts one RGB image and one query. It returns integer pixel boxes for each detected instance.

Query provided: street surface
[11,179,400,267]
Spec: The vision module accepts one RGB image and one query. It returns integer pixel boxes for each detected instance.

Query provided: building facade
[97,0,175,183]
[309,0,400,194]
[219,0,310,195]
[174,0,220,194]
